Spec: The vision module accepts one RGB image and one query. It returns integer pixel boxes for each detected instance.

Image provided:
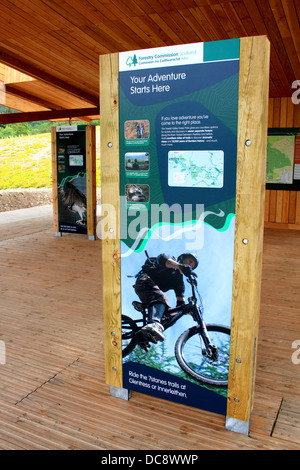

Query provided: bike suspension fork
[200,322,211,349]
[200,322,218,359]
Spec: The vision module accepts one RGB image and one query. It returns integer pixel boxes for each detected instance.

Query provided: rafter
[5,84,63,110]
[0,48,98,106]
[0,107,100,124]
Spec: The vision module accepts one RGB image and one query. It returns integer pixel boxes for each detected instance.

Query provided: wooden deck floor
[0,213,299,450]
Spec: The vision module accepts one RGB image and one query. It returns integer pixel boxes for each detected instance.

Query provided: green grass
[0,128,101,190]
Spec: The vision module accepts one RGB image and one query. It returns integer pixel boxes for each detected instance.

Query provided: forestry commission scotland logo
[126,54,138,67]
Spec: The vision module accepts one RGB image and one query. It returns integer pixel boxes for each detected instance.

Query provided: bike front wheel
[122,315,139,358]
[175,324,231,388]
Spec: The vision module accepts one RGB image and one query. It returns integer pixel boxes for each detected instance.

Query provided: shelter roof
[0,1,298,122]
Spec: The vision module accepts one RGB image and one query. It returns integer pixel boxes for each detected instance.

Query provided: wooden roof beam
[0,107,100,124]
[0,48,98,106]
[5,84,63,111]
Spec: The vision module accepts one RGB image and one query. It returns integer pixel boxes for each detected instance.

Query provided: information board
[266,128,300,190]
[119,40,240,415]
[55,125,88,234]
[101,35,270,435]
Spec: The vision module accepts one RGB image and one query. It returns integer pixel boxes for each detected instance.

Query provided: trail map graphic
[168,150,224,188]
[267,135,295,184]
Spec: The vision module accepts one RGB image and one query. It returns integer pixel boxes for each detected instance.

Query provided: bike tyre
[175,324,231,388]
[122,315,139,358]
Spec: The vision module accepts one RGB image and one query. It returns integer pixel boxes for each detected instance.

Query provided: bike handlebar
[186,271,198,286]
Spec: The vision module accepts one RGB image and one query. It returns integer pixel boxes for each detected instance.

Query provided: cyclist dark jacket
[134,253,185,307]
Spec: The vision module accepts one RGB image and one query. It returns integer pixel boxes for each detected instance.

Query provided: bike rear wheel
[122,315,139,357]
[175,324,230,387]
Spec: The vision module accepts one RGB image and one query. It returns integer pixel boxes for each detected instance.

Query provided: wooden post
[86,125,96,240]
[51,126,59,235]
[226,36,270,434]
[99,53,123,389]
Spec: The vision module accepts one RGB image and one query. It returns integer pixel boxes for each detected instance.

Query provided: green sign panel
[56,125,87,234]
[119,40,240,415]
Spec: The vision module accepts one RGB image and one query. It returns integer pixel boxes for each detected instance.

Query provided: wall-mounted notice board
[51,125,96,239]
[266,127,300,190]
[100,36,270,435]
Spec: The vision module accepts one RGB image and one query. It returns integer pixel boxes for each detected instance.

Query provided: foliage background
[0,106,100,190]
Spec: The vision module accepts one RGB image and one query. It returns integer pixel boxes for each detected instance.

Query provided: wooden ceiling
[0,0,299,123]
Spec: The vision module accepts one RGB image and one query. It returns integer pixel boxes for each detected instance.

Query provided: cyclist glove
[180,264,193,276]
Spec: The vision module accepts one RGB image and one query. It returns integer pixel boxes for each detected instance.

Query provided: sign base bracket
[110,386,131,401]
[225,417,250,435]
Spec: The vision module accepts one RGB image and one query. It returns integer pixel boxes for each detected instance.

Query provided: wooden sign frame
[51,125,96,240]
[100,36,270,435]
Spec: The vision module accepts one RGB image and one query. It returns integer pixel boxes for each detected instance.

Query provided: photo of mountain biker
[133,252,198,343]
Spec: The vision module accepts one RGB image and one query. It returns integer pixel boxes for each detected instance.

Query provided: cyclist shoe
[141,322,165,343]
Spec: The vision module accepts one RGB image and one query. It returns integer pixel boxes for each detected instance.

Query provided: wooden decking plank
[0,223,299,449]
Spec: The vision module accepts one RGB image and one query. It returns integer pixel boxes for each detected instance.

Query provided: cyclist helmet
[177,253,199,270]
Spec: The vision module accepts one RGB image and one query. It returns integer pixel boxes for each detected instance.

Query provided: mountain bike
[122,272,231,388]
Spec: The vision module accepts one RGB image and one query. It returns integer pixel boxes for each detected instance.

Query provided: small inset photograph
[125,184,150,203]
[69,154,84,166]
[125,152,150,172]
[124,120,150,141]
